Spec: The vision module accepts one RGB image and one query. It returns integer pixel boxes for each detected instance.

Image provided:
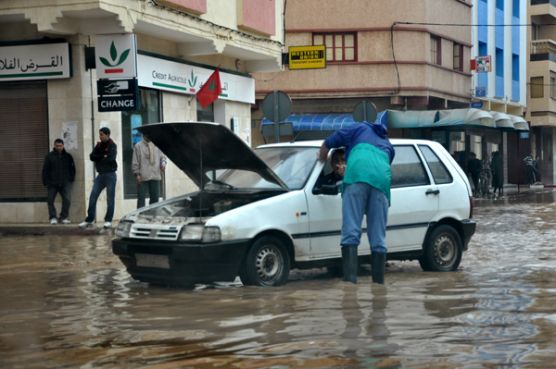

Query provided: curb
[0,225,114,236]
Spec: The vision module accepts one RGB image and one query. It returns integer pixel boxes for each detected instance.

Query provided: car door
[387,144,439,252]
[304,161,343,260]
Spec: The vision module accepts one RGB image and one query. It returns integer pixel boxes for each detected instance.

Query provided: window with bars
[453,43,463,71]
[530,76,544,98]
[312,33,356,62]
[431,36,441,65]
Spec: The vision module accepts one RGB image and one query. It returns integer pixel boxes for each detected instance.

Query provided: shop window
[453,43,463,71]
[121,88,162,199]
[530,76,544,98]
[313,32,356,62]
[431,36,441,65]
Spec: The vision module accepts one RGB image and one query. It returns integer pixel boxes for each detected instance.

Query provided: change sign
[288,45,326,70]
[97,78,138,112]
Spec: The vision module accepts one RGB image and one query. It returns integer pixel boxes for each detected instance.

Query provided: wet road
[1,193,556,369]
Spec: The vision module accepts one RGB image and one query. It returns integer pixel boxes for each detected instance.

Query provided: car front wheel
[239,236,291,287]
[419,225,462,272]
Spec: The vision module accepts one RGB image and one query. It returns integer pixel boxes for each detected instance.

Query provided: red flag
[196,68,222,108]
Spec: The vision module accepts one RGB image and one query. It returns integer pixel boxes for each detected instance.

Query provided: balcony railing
[531,0,556,6]
[531,39,556,54]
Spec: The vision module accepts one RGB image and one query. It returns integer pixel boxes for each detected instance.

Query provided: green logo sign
[100,41,130,67]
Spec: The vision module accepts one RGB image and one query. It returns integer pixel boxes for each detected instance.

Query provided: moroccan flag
[196,68,222,108]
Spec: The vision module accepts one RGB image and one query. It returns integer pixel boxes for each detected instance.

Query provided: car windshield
[207,147,319,190]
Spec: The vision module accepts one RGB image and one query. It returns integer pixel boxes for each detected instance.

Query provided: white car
[113,122,476,287]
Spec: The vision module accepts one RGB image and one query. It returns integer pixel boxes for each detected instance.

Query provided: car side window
[391,145,430,188]
[418,145,453,184]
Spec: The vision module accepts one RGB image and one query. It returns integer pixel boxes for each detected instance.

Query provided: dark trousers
[137,180,161,208]
[47,183,72,219]
[85,172,116,222]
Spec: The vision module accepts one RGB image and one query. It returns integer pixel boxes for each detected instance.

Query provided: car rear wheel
[419,225,462,272]
[239,236,291,287]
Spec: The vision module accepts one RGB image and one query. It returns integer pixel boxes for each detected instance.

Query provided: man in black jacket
[42,138,76,224]
[79,127,118,229]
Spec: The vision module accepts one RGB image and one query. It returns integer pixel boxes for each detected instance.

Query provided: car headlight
[180,224,221,243]
[115,221,132,238]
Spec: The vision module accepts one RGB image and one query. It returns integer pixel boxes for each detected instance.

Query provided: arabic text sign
[0,43,70,81]
[138,54,255,104]
[288,45,326,70]
[96,34,137,79]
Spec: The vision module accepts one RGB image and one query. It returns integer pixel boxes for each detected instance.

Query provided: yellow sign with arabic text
[288,45,326,70]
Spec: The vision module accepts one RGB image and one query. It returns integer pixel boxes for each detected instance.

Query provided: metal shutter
[0,81,48,201]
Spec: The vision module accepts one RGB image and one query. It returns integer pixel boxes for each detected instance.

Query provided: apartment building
[471,0,528,185]
[254,0,529,189]
[528,0,556,184]
[253,0,473,145]
[0,0,284,223]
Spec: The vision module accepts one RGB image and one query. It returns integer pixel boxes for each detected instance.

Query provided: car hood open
[138,122,288,190]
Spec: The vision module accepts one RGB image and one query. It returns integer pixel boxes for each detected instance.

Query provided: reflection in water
[1,193,556,368]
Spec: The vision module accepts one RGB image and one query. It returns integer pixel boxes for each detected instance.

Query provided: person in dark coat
[467,152,482,196]
[42,138,76,224]
[491,151,503,196]
[79,127,118,229]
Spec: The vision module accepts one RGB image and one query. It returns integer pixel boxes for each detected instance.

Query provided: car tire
[239,236,291,287]
[419,225,462,272]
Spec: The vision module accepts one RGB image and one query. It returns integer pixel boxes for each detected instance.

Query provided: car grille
[129,224,183,241]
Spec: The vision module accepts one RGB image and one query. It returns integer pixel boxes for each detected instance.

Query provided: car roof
[257,138,440,149]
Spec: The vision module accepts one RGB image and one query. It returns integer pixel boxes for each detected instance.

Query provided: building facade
[528,0,556,185]
[0,0,284,223]
[253,0,474,146]
[470,0,528,185]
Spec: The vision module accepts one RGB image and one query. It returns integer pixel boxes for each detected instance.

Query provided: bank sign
[138,53,255,104]
[95,34,137,79]
[0,43,71,81]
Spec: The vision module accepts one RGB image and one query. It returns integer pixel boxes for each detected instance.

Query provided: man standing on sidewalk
[132,134,166,208]
[42,138,76,224]
[79,127,117,229]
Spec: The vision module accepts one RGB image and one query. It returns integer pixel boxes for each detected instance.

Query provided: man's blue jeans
[341,182,388,254]
[85,172,116,223]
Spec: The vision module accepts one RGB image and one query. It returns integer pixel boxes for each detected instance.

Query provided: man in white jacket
[132,134,167,208]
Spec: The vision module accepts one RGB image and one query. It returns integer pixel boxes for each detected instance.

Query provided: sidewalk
[0,222,115,236]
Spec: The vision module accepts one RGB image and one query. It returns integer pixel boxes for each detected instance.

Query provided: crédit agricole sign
[138,53,255,104]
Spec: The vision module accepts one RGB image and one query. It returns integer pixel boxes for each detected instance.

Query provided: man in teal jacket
[319,121,394,284]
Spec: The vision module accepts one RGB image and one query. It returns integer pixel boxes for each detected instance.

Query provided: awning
[388,110,438,129]
[388,108,527,131]
[511,115,529,131]
[490,111,514,129]
[261,111,388,132]
[435,108,496,128]
[262,113,355,131]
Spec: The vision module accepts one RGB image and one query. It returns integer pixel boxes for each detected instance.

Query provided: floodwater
[1,193,556,369]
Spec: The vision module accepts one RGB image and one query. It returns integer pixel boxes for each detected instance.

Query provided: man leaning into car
[319,120,394,284]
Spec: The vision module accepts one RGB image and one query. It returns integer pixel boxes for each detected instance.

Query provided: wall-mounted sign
[470,55,491,73]
[288,45,326,70]
[97,78,138,112]
[0,43,71,81]
[138,53,255,104]
[95,34,137,79]
[475,86,487,97]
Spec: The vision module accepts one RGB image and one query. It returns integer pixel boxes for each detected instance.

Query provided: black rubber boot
[341,246,358,284]
[371,252,386,284]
